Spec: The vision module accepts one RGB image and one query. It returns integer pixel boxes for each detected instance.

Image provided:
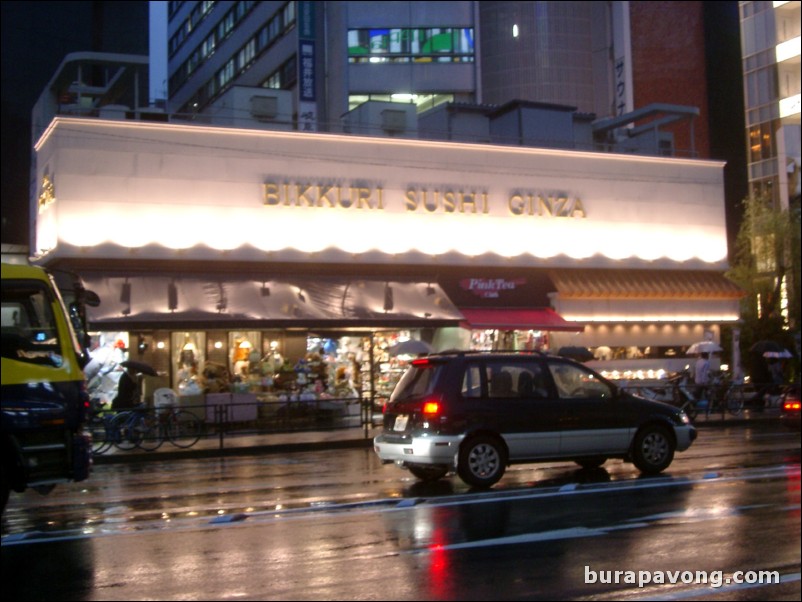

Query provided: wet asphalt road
[2,421,800,600]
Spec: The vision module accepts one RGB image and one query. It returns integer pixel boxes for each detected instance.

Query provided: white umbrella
[388,339,433,357]
[763,349,792,359]
[686,341,722,355]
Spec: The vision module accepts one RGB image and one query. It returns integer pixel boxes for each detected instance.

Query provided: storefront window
[470,329,548,351]
[172,331,205,395]
[229,331,261,382]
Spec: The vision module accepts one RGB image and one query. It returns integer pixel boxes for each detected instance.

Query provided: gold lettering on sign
[263,182,384,210]
[38,175,56,213]
[263,180,587,218]
[404,188,489,214]
[508,194,587,218]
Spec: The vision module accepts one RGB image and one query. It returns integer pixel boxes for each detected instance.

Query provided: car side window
[516,365,549,399]
[461,364,482,398]
[548,362,612,399]
[486,360,549,399]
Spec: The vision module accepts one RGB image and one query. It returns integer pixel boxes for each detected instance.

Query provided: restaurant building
[29,107,743,420]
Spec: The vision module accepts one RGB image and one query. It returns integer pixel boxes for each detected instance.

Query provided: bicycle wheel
[727,385,745,416]
[166,410,203,448]
[88,415,112,455]
[136,411,164,451]
[112,411,139,450]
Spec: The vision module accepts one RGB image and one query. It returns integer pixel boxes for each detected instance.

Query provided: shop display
[88,329,424,425]
[202,361,230,393]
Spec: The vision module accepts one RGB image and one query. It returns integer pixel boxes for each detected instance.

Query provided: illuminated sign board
[33,119,729,267]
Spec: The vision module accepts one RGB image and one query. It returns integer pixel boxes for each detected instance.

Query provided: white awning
[80,274,465,330]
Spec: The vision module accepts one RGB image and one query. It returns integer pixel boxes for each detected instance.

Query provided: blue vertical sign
[298,1,317,131]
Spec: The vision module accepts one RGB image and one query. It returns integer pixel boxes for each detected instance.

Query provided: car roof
[425,350,580,365]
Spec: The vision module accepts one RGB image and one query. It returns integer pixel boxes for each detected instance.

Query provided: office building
[166,1,712,157]
[739,0,800,209]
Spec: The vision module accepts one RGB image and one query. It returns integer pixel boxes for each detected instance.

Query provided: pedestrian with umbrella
[111,360,157,410]
[748,341,792,410]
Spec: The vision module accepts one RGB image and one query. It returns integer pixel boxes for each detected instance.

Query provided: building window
[261,56,297,90]
[217,11,235,40]
[173,2,297,114]
[201,33,216,60]
[348,93,454,114]
[218,58,235,90]
[237,39,257,71]
[348,27,475,63]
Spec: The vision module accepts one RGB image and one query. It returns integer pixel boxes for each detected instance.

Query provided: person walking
[694,352,711,413]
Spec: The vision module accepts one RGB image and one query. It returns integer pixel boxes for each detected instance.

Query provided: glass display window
[172,331,206,394]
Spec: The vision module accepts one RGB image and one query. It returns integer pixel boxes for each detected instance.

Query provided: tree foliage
[725,193,801,379]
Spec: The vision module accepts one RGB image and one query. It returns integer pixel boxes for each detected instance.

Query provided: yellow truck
[1,263,98,512]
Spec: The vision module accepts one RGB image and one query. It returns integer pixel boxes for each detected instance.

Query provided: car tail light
[783,401,801,411]
[422,400,440,416]
[412,358,431,367]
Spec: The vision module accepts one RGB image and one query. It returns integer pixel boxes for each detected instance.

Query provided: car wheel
[575,456,607,470]
[407,464,449,482]
[457,435,507,488]
[632,425,675,474]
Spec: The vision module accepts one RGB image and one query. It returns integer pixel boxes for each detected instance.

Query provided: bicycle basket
[154,388,177,415]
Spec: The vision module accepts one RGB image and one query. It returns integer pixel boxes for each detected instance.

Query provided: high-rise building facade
[739,0,801,210]
[166,1,712,158]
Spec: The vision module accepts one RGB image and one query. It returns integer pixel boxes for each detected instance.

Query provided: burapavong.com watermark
[584,565,780,589]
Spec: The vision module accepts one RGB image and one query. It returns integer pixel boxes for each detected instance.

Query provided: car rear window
[390,360,443,402]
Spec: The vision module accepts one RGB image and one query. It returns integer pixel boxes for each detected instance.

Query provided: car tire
[457,435,507,488]
[407,464,449,482]
[575,456,607,470]
[632,425,675,474]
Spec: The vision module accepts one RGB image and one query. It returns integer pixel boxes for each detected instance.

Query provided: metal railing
[90,395,375,453]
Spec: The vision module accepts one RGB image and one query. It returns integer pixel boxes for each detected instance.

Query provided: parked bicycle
[88,397,203,454]
[633,368,743,421]
[134,403,204,451]
[636,369,700,420]
[705,371,745,418]
[89,402,145,454]
[660,369,702,419]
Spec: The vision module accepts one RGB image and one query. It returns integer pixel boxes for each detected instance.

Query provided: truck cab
[1,263,97,512]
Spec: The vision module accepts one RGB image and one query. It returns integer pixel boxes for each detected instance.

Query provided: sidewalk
[92,407,783,465]
[93,423,377,464]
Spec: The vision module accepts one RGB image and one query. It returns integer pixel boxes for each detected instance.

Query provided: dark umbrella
[557,346,595,363]
[120,359,159,376]
[388,339,433,357]
[749,340,788,356]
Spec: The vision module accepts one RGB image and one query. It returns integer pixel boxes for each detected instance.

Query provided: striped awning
[459,308,584,332]
[548,269,745,300]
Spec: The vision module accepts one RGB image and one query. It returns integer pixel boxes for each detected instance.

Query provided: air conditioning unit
[381,109,406,133]
[251,95,278,120]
